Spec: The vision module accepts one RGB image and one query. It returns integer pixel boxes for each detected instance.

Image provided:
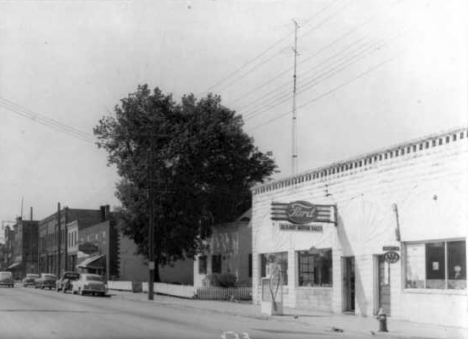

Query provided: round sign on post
[384,251,400,264]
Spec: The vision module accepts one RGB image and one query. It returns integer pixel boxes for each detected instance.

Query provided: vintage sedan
[22,273,40,287]
[71,273,107,296]
[0,271,14,288]
[35,273,57,290]
[56,272,80,293]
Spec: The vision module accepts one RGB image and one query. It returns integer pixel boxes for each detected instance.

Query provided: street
[0,284,376,339]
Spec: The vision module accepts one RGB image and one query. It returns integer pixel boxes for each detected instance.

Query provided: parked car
[35,273,57,290]
[0,271,14,288]
[56,272,80,293]
[71,273,107,296]
[22,273,40,287]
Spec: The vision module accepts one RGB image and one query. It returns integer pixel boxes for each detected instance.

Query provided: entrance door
[342,257,355,313]
[378,255,391,316]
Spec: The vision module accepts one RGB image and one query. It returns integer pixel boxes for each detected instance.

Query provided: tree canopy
[94,85,276,279]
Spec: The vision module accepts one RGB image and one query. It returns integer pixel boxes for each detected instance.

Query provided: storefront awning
[8,262,21,270]
[77,255,105,269]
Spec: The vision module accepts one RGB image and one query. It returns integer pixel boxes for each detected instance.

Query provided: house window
[248,253,252,278]
[211,255,222,274]
[198,256,207,274]
[260,252,288,285]
[298,249,332,287]
[406,240,466,290]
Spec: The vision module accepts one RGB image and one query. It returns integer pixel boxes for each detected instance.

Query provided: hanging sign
[271,201,336,225]
[384,251,400,264]
[78,242,99,255]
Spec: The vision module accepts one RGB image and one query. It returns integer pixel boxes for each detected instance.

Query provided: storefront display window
[298,249,332,287]
[260,252,288,285]
[406,240,466,290]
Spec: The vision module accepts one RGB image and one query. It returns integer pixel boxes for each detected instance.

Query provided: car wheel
[41,286,44,289]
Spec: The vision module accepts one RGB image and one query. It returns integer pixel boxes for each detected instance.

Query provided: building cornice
[252,126,468,196]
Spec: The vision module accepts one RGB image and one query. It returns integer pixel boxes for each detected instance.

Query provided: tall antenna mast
[291,20,299,175]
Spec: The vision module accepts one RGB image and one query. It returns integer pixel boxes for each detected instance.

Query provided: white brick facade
[252,127,467,328]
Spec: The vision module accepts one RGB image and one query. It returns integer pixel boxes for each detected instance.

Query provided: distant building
[73,206,193,284]
[0,243,5,271]
[4,217,39,279]
[3,226,14,272]
[75,206,119,281]
[66,220,79,272]
[194,210,252,287]
[38,207,102,276]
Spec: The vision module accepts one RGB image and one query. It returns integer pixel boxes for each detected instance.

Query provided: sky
[0,0,466,237]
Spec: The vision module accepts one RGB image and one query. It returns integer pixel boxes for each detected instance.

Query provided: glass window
[212,255,222,274]
[298,249,332,287]
[198,256,207,274]
[448,241,466,290]
[406,240,466,290]
[260,252,288,286]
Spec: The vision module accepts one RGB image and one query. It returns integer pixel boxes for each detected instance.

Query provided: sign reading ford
[271,201,336,225]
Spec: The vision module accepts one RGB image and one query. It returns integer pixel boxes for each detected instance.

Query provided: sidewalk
[109,290,467,339]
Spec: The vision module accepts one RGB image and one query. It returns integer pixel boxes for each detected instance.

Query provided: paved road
[0,284,371,339]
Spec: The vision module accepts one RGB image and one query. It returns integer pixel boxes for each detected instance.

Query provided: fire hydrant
[376,308,388,332]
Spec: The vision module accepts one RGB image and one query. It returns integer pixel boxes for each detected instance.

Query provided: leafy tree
[94,85,276,281]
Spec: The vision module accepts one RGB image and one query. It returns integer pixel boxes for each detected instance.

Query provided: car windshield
[85,276,102,282]
[0,272,12,278]
[27,274,39,278]
[44,274,56,279]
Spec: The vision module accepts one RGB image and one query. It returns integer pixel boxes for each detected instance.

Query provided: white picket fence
[195,286,252,300]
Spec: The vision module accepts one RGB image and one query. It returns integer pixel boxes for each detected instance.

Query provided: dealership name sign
[272,201,337,231]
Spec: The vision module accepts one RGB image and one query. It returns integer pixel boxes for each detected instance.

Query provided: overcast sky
[0,0,466,235]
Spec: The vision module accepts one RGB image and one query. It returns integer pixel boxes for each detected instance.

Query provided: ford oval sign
[286,201,318,224]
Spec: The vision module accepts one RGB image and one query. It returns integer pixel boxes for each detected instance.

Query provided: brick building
[75,206,119,281]
[251,127,467,328]
[3,225,14,272]
[38,207,102,276]
[2,218,39,279]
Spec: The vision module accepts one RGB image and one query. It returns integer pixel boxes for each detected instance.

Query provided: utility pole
[64,207,68,272]
[148,134,155,301]
[291,19,299,175]
[57,203,61,277]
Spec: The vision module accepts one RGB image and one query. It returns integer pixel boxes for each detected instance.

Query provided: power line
[0,98,95,144]
[201,0,345,96]
[228,1,398,108]
[233,0,404,116]
[248,49,406,132]
[241,25,406,121]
